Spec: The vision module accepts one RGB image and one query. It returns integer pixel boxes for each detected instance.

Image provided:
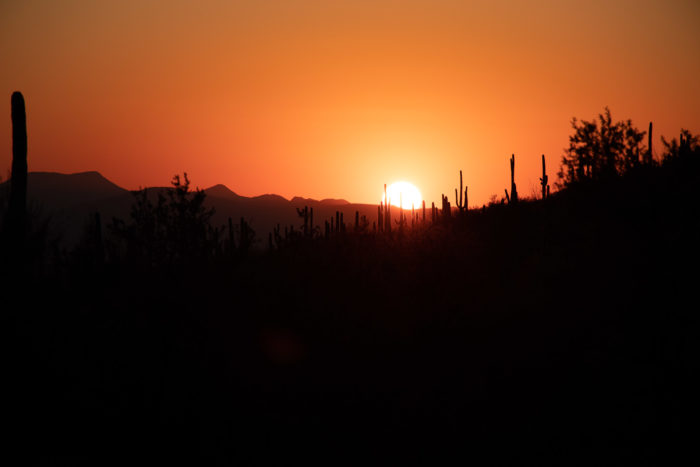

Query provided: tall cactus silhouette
[297,206,310,236]
[454,170,467,213]
[456,171,462,211]
[647,122,653,165]
[383,184,392,233]
[441,194,451,219]
[7,91,28,244]
[507,154,518,204]
[540,154,549,200]
[464,186,468,213]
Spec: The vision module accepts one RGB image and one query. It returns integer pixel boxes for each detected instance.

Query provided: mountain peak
[252,193,288,203]
[27,171,127,196]
[204,184,240,200]
[319,198,350,206]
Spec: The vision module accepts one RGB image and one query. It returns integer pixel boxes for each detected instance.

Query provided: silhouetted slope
[25,171,128,206]
[5,157,698,464]
[0,172,132,247]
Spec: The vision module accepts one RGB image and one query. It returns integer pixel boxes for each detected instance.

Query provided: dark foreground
[3,159,699,465]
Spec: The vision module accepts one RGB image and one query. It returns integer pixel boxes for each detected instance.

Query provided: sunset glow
[383,182,422,210]
[1,1,699,205]
[3,1,698,461]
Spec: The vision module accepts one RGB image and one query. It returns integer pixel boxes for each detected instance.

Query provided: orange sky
[1,0,699,206]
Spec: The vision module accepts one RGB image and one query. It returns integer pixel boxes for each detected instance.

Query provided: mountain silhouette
[0,171,386,248]
[0,171,131,247]
[203,184,243,200]
[290,196,350,206]
[24,171,128,209]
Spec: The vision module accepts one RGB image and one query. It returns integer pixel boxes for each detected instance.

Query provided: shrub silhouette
[109,173,217,267]
[661,128,699,160]
[558,107,647,186]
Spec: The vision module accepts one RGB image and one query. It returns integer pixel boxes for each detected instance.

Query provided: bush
[109,173,218,268]
[558,107,646,187]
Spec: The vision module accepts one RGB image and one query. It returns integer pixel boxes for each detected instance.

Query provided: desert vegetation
[2,94,699,463]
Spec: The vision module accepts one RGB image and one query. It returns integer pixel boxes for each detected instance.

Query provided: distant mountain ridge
[23,171,129,208]
[0,171,380,248]
[290,196,349,206]
[0,171,357,207]
[204,184,242,200]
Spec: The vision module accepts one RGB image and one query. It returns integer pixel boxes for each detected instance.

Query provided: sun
[382,181,423,210]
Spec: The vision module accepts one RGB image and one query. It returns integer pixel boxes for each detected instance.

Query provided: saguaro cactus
[464,186,468,214]
[386,200,392,233]
[297,205,314,237]
[8,91,28,242]
[646,122,653,165]
[441,194,451,219]
[296,206,309,236]
[540,154,549,200]
[454,170,468,214]
[459,170,462,210]
[509,154,518,204]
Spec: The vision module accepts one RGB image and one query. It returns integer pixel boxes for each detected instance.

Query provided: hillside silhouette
[2,94,699,464]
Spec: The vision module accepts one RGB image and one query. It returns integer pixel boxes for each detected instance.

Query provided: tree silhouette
[661,129,699,160]
[558,107,646,186]
[110,173,217,267]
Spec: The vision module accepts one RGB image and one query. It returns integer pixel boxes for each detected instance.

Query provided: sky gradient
[2,0,699,205]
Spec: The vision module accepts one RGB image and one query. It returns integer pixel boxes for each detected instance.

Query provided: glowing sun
[382,181,423,210]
